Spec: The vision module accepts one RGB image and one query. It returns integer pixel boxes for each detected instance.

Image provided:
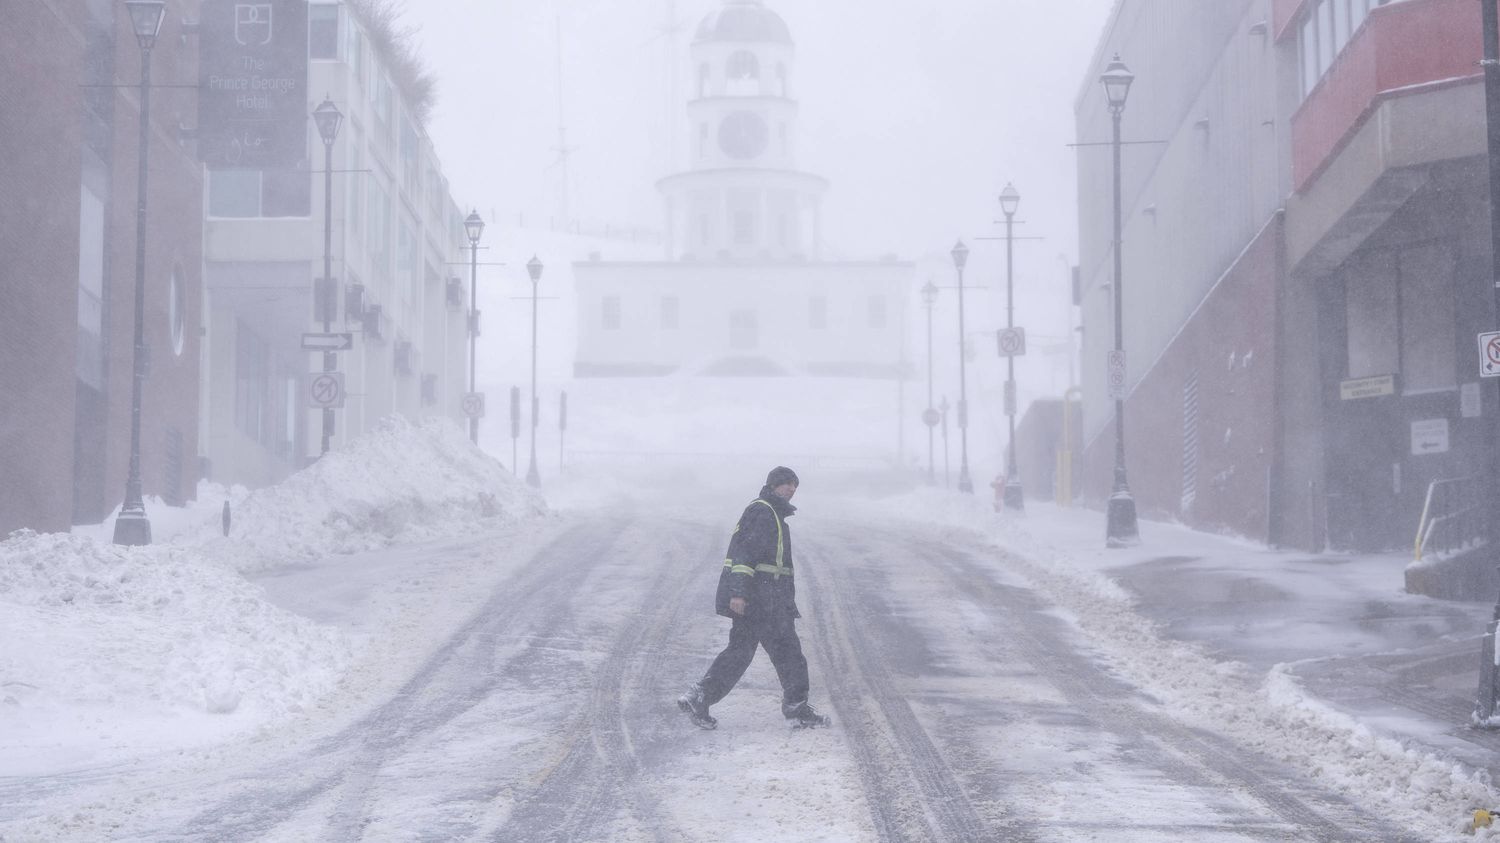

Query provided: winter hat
[766,466,800,488]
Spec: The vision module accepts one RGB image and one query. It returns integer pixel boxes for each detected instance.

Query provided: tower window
[698,63,710,98]
[730,309,759,350]
[809,296,827,330]
[602,296,622,330]
[727,51,760,80]
[733,209,755,245]
[661,296,679,330]
[868,296,888,330]
[727,51,760,96]
[777,63,788,97]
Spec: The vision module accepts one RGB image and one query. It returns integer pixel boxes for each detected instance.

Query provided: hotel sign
[198,0,308,169]
[1339,374,1396,400]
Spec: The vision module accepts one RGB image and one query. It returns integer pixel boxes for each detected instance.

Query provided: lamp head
[464,211,485,245]
[313,97,343,145]
[921,279,939,307]
[125,0,167,49]
[950,240,969,271]
[999,182,1020,217]
[526,255,544,282]
[1100,53,1134,111]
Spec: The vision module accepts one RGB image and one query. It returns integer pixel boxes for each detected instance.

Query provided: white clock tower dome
[658,0,827,262]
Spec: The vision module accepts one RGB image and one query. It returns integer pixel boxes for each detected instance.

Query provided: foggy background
[407,0,1116,402]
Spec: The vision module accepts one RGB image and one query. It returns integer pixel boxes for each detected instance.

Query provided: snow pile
[1,417,544,775]
[0,530,351,773]
[208,416,546,572]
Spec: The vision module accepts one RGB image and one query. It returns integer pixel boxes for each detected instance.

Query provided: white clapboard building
[573,0,913,377]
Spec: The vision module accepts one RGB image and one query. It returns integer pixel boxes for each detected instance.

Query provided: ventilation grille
[1180,372,1200,514]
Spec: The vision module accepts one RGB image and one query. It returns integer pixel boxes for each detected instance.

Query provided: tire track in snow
[169,518,628,841]
[798,533,1021,843]
[492,518,720,842]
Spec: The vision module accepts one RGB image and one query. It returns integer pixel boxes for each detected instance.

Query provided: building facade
[1,0,204,535]
[199,0,471,486]
[1075,0,1494,554]
[573,0,912,378]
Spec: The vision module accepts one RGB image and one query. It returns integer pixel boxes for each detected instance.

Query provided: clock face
[718,111,769,160]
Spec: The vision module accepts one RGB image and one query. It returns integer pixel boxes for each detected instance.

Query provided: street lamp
[464,210,484,444]
[525,255,544,488]
[999,182,1024,511]
[921,279,939,485]
[312,97,342,457]
[113,0,167,547]
[951,239,974,494]
[1102,54,1140,547]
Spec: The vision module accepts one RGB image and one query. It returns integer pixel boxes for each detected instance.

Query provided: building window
[699,212,712,246]
[809,296,827,330]
[777,63,788,97]
[309,4,339,59]
[733,209,755,245]
[726,51,759,95]
[234,319,271,443]
[1299,0,1392,99]
[1344,251,1397,379]
[698,123,709,159]
[76,178,107,389]
[698,63,710,98]
[208,168,309,218]
[730,309,758,350]
[169,266,186,356]
[868,296,887,330]
[602,296,621,330]
[661,296,679,329]
[208,169,260,217]
[1399,243,1456,393]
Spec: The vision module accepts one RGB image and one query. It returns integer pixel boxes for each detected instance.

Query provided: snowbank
[203,416,546,572]
[2,417,544,775]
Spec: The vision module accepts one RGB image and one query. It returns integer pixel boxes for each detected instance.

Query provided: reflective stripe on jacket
[714,488,799,620]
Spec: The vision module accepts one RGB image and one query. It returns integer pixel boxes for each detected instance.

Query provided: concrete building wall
[1077,0,1280,449]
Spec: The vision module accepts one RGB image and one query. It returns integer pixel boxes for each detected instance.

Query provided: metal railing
[1414,475,1484,562]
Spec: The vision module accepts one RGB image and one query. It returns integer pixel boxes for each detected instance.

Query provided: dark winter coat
[714,486,800,620]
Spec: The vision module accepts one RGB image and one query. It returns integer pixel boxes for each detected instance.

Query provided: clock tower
[658,0,827,262]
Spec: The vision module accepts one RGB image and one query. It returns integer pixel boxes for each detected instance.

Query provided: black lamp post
[999,182,1024,511]
[464,211,484,444]
[951,240,974,494]
[525,255,544,488]
[113,0,166,547]
[921,279,939,485]
[1102,54,1140,547]
[312,97,342,457]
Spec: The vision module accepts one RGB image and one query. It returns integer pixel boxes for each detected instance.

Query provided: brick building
[0,0,203,535]
[1075,0,1497,555]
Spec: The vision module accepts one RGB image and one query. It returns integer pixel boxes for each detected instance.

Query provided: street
[1,506,1429,841]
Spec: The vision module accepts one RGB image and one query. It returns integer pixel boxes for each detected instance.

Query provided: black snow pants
[699,612,810,708]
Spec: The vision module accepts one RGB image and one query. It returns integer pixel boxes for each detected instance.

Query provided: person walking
[678,466,830,730]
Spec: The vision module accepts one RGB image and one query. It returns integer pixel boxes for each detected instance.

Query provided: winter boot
[677,683,717,730]
[782,699,831,729]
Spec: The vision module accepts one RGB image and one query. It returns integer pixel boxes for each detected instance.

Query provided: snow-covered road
[2,509,1432,841]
